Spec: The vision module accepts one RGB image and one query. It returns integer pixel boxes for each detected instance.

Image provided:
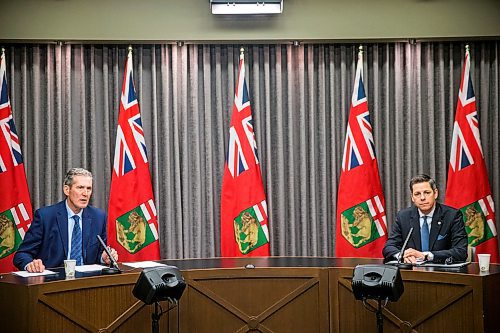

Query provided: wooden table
[0,257,498,333]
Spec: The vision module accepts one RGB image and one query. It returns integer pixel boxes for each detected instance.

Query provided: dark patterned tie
[70,215,83,265]
[421,216,429,252]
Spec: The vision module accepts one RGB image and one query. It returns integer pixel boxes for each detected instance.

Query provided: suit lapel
[56,201,69,258]
[82,208,92,264]
[410,207,421,250]
[429,203,443,250]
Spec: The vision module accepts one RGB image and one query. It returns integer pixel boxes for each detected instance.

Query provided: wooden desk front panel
[331,268,484,333]
[179,267,330,333]
[2,258,498,333]
[0,273,171,333]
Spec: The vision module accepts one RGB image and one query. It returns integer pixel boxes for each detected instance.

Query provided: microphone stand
[96,235,121,275]
[395,227,414,270]
[102,263,121,275]
[394,261,413,270]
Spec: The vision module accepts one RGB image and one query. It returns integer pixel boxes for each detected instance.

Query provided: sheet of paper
[12,270,57,277]
[385,260,469,268]
[75,264,107,272]
[122,261,167,268]
[418,262,470,268]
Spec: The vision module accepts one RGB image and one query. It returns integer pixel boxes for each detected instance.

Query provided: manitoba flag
[335,47,387,258]
[107,48,160,262]
[220,49,270,257]
[0,49,33,273]
[445,46,499,263]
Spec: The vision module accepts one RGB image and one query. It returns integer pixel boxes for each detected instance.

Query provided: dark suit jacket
[13,200,107,270]
[382,202,468,263]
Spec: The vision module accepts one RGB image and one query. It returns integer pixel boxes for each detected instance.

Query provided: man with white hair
[14,168,118,272]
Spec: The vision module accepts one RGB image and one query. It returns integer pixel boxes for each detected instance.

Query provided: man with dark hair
[14,168,118,272]
[383,174,468,264]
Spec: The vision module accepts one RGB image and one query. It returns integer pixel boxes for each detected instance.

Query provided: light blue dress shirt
[66,200,83,260]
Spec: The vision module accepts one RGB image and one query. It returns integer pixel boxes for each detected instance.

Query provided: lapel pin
[438,221,442,225]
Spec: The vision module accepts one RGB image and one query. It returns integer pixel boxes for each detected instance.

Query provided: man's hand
[102,247,118,265]
[26,259,45,273]
[403,248,425,264]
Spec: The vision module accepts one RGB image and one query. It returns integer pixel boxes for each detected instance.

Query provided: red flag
[0,50,33,273]
[335,48,388,258]
[445,46,499,263]
[107,49,160,262]
[220,49,270,257]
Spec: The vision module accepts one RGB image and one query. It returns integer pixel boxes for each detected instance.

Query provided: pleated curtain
[4,42,499,258]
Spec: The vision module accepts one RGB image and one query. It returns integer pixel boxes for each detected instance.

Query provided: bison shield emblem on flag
[341,201,383,249]
[116,206,157,254]
[0,210,21,258]
[233,206,268,255]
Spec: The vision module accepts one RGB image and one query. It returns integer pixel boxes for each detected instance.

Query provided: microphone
[96,235,121,275]
[395,227,414,269]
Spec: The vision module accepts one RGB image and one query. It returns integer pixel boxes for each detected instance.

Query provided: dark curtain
[4,41,499,258]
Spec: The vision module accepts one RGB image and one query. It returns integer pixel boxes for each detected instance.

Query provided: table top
[1,256,498,286]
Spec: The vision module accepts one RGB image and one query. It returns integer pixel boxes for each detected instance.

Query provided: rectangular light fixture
[210,0,283,15]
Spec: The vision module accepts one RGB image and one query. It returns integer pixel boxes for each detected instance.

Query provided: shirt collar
[418,204,436,219]
[65,200,83,221]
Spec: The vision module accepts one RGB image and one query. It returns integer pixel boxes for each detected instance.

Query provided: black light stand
[152,302,161,333]
[352,264,404,333]
[360,298,388,333]
[151,300,177,333]
[133,266,186,333]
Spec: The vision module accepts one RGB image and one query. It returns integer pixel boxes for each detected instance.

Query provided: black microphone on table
[96,235,121,275]
[395,227,414,269]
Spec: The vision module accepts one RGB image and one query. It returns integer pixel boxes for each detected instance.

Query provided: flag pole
[465,44,470,56]
[358,46,363,72]
[128,45,133,57]
[358,45,364,81]
[240,47,244,60]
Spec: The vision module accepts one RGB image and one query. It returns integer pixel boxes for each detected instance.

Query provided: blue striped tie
[421,216,429,252]
[70,215,83,265]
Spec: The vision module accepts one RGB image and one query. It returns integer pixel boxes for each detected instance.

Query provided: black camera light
[352,264,404,333]
[133,266,186,305]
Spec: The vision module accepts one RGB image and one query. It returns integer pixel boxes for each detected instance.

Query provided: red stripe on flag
[14,203,31,233]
